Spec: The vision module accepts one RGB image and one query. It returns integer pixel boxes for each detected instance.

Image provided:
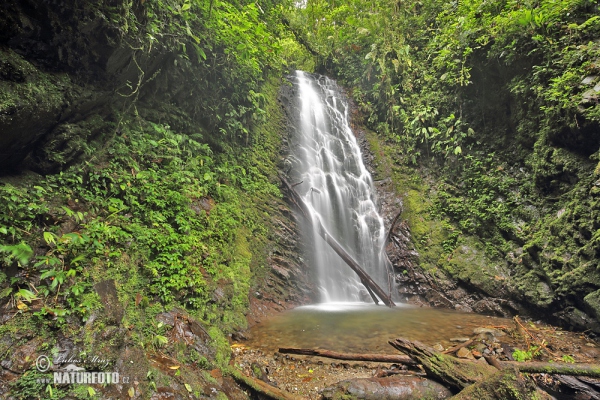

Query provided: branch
[278,348,415,365]
[228,367,300,400]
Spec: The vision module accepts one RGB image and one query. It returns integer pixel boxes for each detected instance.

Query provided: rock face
[354,124,520,318]
[354,100,600,334]
[321,375,453,399]
[244,80,320,327]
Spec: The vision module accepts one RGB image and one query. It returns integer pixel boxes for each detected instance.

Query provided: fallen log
[280,174,396,307]
[228,367,300,400]
[278,347,415,365]
[498,361,600,377]
[388,337,495,391]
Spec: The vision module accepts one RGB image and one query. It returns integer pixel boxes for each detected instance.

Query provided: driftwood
[280,174,396,307]
[228,367,301,400]
[278,347,415,365]
[388,338,495,390]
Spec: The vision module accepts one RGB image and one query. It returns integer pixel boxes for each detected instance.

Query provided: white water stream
[290,71,389,303]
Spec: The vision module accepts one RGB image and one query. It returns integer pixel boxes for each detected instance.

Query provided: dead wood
[498,361,600,377]
[228,367,300,400]
[278,347,415,365]
[388,337,495,390]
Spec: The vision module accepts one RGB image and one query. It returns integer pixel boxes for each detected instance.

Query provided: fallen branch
[278,347,415,365]
[228,367,300,400]
[514,316,558,358]
[280,174,396,307]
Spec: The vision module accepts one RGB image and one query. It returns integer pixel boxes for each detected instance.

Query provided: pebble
[456,348,474,359]
[433,343,444,351]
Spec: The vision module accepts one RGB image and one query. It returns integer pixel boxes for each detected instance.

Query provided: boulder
[321,375,452,399]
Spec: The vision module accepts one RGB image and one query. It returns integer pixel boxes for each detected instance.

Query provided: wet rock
[0,337,43,373]
[554,306,600,333]
[321,375,452,399]
[473,327,505,337]
[94,279,123,324]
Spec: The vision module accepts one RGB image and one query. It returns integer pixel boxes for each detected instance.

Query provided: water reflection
[245,303,510,354]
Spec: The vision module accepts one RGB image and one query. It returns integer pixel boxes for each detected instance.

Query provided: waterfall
[288,71,389,303]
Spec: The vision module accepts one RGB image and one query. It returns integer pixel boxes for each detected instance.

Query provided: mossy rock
[584,290,600,320]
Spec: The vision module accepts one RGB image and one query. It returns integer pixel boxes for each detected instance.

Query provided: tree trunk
[388,338,495,391]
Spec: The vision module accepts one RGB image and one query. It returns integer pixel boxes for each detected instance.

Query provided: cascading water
[288,71,390,303]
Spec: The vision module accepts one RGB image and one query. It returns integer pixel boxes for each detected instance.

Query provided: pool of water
[244,302,511,354]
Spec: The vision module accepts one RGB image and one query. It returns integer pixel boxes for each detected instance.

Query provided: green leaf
[15,288,38,302]
[192,43,207,61]
[0,287,12,299]
[184,383,192,392]
[40,269,56,280]
[454,146,462,155]
[0,243,33,265]
[44,232,57,245]
[181,2,191,11]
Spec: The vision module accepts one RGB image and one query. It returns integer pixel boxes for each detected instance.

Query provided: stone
[94,279,124,324]
[433,343,445,352]
[456,347,474,359]
[584,290,600,319]
[581,75,598,85]
[321,375,453,399]
[473,327,505,337]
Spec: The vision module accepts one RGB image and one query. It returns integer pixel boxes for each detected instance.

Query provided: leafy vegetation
[0,0,312,395]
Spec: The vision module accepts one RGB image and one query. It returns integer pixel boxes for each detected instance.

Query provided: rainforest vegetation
[0,0,599,397]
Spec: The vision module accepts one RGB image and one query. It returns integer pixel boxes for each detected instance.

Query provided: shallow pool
[244,302,511,354]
